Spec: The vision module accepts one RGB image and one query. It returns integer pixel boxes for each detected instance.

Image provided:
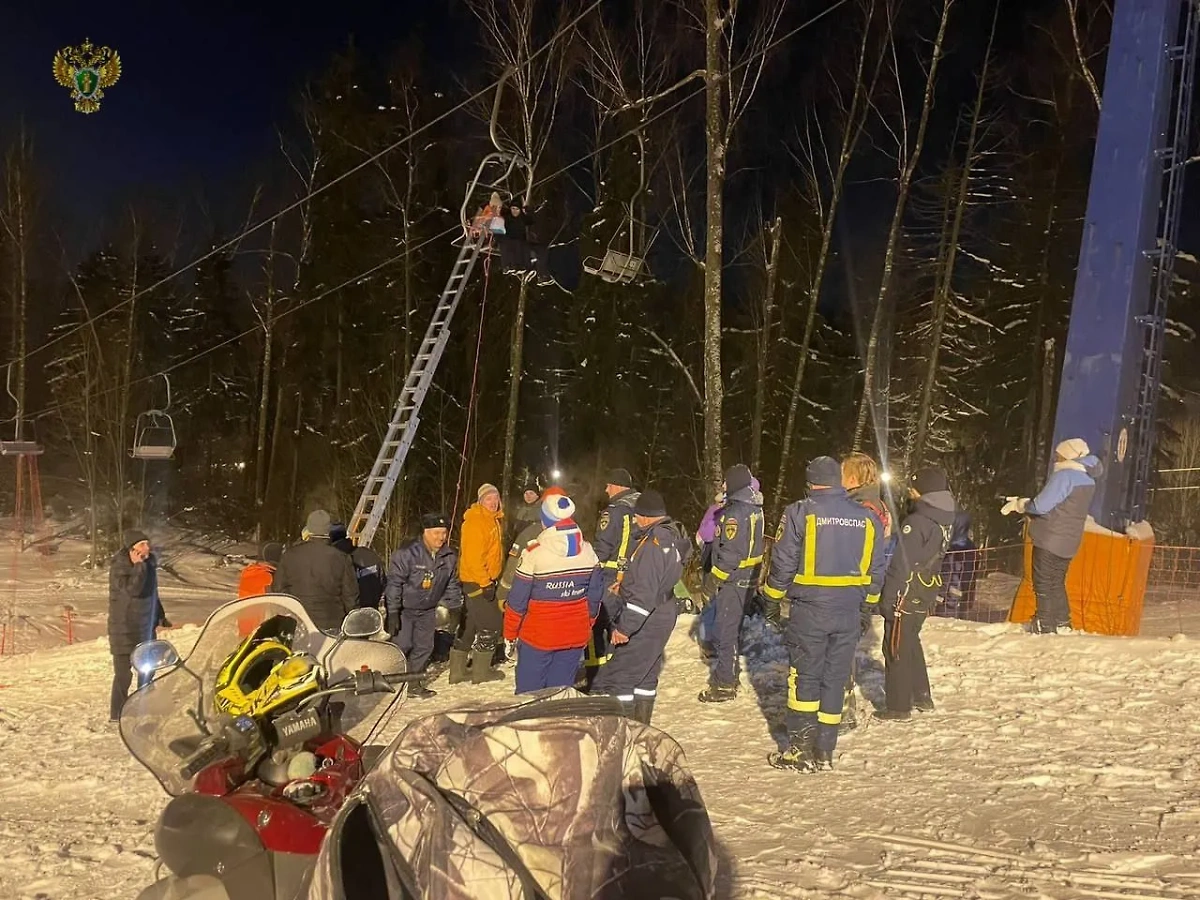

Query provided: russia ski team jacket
[503,520,604,650]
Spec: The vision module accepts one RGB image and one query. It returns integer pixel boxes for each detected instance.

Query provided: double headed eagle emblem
[53,38,122,114]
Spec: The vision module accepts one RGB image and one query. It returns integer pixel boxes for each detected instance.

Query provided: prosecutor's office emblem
[774,520,785,542]
[53,38,122,113]
[723,519,738,541]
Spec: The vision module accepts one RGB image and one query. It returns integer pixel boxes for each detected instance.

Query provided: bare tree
[696,0,785,486]
[751,215,782,474]
[773,0,888,518]
[852,0,954,452]
[909,0,1000,465]
[469,0,577,500]
[1062,0,1103,112]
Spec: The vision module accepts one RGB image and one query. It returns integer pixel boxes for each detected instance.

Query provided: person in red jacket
[503,493,605,693]
[238,542,283,599]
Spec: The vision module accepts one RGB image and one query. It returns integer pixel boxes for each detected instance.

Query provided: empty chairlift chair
[583,131,658,286]
[131,375,177,461]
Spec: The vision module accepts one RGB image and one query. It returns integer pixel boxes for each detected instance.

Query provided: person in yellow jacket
[450,483,507,684]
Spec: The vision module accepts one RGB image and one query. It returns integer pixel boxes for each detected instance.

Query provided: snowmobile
[120,594,422,900]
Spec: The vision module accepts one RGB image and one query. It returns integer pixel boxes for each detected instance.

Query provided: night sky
[0,0,462,249]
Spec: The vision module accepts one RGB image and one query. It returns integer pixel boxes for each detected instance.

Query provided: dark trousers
[515,643,583,694]
[395,607,437,673]
[583,573,616,687]
[1032,546,1072,630]
[456,584,503,652]
[110,654,151,721]
[592,607,676,701]
[882,611,931,712]
[711,580,750,687]
[785,603,859,754]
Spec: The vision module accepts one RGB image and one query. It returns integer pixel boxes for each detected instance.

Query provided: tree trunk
[500,278,530,500]
[253,250,276,538]
[1036,338,1056,478]
[852,0,954,452]
[911,2,997,466]
[117,245,140,537]
[702,0,727,488]
[1023,168,1061,482]
[751,216,782,475]
[289,390,303,529]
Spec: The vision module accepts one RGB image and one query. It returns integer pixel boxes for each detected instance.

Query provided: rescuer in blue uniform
[585,468,642,687]
[384,512,464,699]
[763,456,886,772]
[591,490,691,725]
[698,463,764,703]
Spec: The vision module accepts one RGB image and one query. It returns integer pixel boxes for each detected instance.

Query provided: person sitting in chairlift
[497,200,554,286]
[470,192,507,239]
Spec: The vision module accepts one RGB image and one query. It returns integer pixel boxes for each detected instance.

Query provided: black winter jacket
[880,490,957,614]
[602,518,691,637]
[108,547,164,655]
[270,538,359,632]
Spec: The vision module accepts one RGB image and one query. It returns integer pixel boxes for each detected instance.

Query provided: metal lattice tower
[1130,0,1200,521]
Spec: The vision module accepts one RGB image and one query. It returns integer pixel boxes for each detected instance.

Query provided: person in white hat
[1001,438,1103,634]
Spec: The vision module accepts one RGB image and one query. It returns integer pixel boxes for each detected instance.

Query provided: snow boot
[913,696,935,712]
[812,749,834,771]
[447,649,471,685]
[768,725,817,772]
[408,683,437,700]
[633,696,656,725]
[875,708,913,722]
[698,684,737,703]
[470,648,505,684]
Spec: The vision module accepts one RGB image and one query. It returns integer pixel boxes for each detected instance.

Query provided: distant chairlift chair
[131,374,177,461]
[0,363,41,457]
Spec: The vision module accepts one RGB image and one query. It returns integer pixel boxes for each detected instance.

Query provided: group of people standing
[108,434,1102,772]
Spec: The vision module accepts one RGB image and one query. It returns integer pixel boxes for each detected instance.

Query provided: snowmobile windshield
[120,594,407,796]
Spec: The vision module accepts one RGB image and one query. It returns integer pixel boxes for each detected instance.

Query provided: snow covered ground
[2,586,1199,900]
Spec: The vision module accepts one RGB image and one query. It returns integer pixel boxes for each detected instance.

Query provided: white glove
[1000,496,1029,516]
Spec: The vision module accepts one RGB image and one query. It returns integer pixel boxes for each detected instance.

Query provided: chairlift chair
[131,374,177,461]
[0,363,42,456]
[582,129,658,285]
[583,214,659,285]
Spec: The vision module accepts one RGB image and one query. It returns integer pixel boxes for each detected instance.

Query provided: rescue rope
[449,243,492,532]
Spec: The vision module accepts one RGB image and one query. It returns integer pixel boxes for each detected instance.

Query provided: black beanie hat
[805,456,842,488]
[911,467,950,495]
[606,468,634,489]
[724,464,752,495]
[124,529,150,550]
[634,489,667,518]
[260,541,283,565]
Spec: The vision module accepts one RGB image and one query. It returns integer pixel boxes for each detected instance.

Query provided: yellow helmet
[214,615,322,718]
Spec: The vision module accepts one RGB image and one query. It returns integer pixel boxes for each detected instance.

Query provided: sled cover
[306,691,717,900]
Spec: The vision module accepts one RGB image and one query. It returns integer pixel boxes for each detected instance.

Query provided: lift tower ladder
[346,231,489,547]
[1130,0,1200,522]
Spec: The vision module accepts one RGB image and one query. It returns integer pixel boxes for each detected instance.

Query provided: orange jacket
[237,561,276,599]
[459,503,504,587]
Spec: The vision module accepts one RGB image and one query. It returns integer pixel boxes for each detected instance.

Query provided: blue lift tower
[1053,0,1197,531]
[1021,0,1199,634]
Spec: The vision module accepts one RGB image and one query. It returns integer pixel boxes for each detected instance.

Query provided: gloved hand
[761,595,784,632]
[385,609,400,637]
[1001,496,1029,516]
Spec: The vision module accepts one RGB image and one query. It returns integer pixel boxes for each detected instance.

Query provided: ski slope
[1,588,1199,898]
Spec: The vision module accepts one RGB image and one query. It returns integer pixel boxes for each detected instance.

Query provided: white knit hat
[541,493,576,527]
[1056,438,1089,461]
[477,483,500,502]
